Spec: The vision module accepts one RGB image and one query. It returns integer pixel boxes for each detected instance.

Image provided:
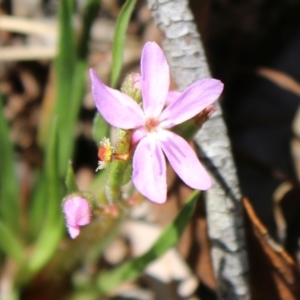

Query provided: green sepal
[120,73,142,104]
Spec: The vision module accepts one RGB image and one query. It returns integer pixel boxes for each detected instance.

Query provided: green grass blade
[110,0,137,88]
[28,172,48,240]
[68,0,101,151]
[55,0,76,102]
[25,118,63,279]
[45,118,61,224]
[0,220,24,264]
[0,95,20,234]
[95,191,200,294]
[54,0,100,175]
[56,61,87,177]
[77,0,100,60]
[54,0,76,175]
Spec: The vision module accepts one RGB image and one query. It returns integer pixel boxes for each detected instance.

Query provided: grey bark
[147,0,250,299]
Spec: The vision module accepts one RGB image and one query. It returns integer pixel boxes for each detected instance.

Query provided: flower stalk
[104,129,133,204]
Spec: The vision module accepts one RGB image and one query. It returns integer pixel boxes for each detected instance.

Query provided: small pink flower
[90,42,224,203]
[63,196,91,239]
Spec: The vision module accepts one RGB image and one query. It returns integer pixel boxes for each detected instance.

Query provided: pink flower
[90,42,223,203]
[63,196,91,239]
[165,90,181,105]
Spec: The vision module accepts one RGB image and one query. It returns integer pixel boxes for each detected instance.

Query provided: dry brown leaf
[243,197,300,300]
[257,68,300,97]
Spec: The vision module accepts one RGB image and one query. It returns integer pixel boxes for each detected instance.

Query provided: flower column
[90,42,223,204]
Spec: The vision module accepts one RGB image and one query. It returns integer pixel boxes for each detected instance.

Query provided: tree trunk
[147,0,250,299]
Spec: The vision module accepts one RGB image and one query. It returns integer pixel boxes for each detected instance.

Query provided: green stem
[105,130,132,203]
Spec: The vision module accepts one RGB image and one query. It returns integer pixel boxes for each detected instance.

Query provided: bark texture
[147,0,250,299]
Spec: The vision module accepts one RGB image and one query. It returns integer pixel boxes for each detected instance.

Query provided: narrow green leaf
[68,61,88,133]
[68,0,101,154]
[0,95,20,234]
[56,0,76,81]
[66,161,79,193]
[77,0,100,60]
[55,0,76,103]
[45,117,61,224]
[24,0,100,281]
[25,118,63,278]
[54,0,76,175]
[95,190,200,294]
[25,218,64,278]
[57,61,88,176]
[0,220,24,265]
[28,172,48,240]
[54,0,100,175]
[110,0,137,88]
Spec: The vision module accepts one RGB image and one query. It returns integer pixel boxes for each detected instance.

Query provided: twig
[0,16,57,38]
[0,46,56,61]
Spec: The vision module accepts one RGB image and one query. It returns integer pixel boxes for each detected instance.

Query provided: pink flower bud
[63,196,91,239]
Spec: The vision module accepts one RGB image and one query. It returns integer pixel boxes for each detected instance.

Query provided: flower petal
[63,200,78,227]
[132,134,167,203]
[67,225,80,239]
[90,69,144,129]
[159,78,224,128]
[75,206,91,226]
[158,130,211,190]
[131,127,147,145]
[141,42,170,117]
[166,90,181,105]
[63,196,91,227]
